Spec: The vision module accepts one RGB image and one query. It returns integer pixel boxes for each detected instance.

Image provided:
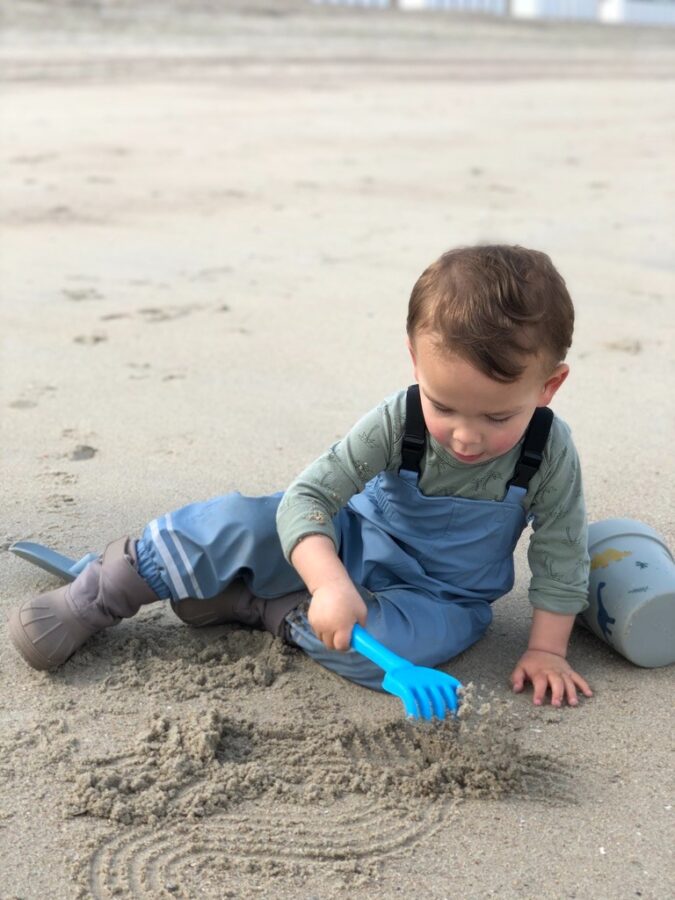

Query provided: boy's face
[408,333,569,465]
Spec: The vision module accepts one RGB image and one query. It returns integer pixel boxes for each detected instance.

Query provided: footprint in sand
[38,470,78,487]
[61,428,99,462]
[137,304,203,323]
[74,333,108,345]
[603,338,642,355]
[8,384,57,410]
[70,445,98,461]
[100,312,131,321]
[62,288,104,302]
[45,493,76,510]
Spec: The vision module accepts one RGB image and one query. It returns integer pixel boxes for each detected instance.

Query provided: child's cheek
[490,427,523,457]
[426,420,449,447]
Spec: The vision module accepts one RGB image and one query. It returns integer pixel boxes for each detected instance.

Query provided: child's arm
[517,419,592,706]
[277,394,404,651]
[290,534,367,651]
[510,608,593,707]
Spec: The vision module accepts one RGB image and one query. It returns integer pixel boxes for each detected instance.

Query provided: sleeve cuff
[528,595,589,615]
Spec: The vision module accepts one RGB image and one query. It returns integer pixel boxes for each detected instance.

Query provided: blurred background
[1,1,673,535]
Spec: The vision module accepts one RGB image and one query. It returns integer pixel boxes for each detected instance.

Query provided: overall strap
[399,385,554,487]
[399,384,427,474]
[507,406,554,489]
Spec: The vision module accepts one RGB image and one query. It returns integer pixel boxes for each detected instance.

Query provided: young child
[9,244,593,707]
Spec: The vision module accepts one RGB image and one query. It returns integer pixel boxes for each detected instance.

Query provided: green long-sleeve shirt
[276,389,590,615]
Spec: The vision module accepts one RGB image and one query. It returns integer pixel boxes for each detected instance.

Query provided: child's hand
[307,581,368,652]
[510,650,593,707]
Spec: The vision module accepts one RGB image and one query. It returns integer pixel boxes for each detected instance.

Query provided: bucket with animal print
[580,519,675,667]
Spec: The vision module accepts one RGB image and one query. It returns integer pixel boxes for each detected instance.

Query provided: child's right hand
[307,581,368,652]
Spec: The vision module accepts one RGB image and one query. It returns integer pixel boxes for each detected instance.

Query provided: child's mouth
[453,450,483,463]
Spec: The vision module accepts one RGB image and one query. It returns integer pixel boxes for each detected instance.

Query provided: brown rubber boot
[8,537,159,671]
[170,581,308,640]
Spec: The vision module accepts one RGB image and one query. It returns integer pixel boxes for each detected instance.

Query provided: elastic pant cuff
[135,539,171,600]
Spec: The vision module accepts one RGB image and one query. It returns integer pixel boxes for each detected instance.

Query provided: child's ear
[539,363,569,406]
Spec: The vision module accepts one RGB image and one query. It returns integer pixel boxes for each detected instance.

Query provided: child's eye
[487,415,511,424]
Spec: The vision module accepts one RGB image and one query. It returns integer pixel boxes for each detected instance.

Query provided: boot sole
[7,607,56,671]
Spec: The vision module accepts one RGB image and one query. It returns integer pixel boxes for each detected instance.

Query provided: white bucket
[580,518,675,668]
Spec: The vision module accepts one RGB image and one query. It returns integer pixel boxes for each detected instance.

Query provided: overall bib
[137,388,553,691]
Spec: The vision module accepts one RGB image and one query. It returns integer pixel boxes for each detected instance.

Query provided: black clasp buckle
[509,449,543,488]
[402,435,426,453]
[400,434,426,473]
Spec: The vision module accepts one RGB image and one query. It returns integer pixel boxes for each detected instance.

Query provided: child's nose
[452,423,481,448]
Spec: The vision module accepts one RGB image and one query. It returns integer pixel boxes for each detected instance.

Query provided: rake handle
[350,624,413,674]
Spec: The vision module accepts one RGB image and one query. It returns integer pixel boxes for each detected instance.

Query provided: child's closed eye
[430,403,511,424]
[486,415,512,424]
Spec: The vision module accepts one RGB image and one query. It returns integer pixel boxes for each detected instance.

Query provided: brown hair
[406,245,574,382]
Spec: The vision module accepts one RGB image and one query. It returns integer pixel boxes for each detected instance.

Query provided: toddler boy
[9,245,593,707]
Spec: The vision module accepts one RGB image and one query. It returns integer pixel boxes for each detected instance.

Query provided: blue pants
[136,492,494,691]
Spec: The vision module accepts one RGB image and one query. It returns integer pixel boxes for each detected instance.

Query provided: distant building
[598,0,675,24]
[313,0,675,26]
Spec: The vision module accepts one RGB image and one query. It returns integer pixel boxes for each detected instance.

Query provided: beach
[0,2,674,897]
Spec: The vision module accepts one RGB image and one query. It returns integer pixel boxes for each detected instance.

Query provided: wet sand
[1,3,673,898]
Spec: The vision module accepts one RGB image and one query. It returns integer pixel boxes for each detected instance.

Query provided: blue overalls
[136,387,553,691]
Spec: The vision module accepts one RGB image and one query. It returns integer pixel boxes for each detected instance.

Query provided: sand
[1,2,674,898]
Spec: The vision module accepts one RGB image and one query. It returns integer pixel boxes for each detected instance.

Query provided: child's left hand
[510,649,593,707]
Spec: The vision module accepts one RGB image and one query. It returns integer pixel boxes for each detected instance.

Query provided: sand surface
[1,3,674,898]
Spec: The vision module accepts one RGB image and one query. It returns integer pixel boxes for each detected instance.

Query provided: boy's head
[406,245,574,464]
[406,244,574,382]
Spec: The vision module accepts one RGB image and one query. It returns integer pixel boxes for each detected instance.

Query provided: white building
[313,0,675,26]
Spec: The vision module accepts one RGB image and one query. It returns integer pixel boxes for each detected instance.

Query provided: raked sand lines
[67,700,571,897]
[81,800,448,898]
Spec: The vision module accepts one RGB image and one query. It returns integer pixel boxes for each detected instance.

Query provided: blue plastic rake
[350,624,462,720]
